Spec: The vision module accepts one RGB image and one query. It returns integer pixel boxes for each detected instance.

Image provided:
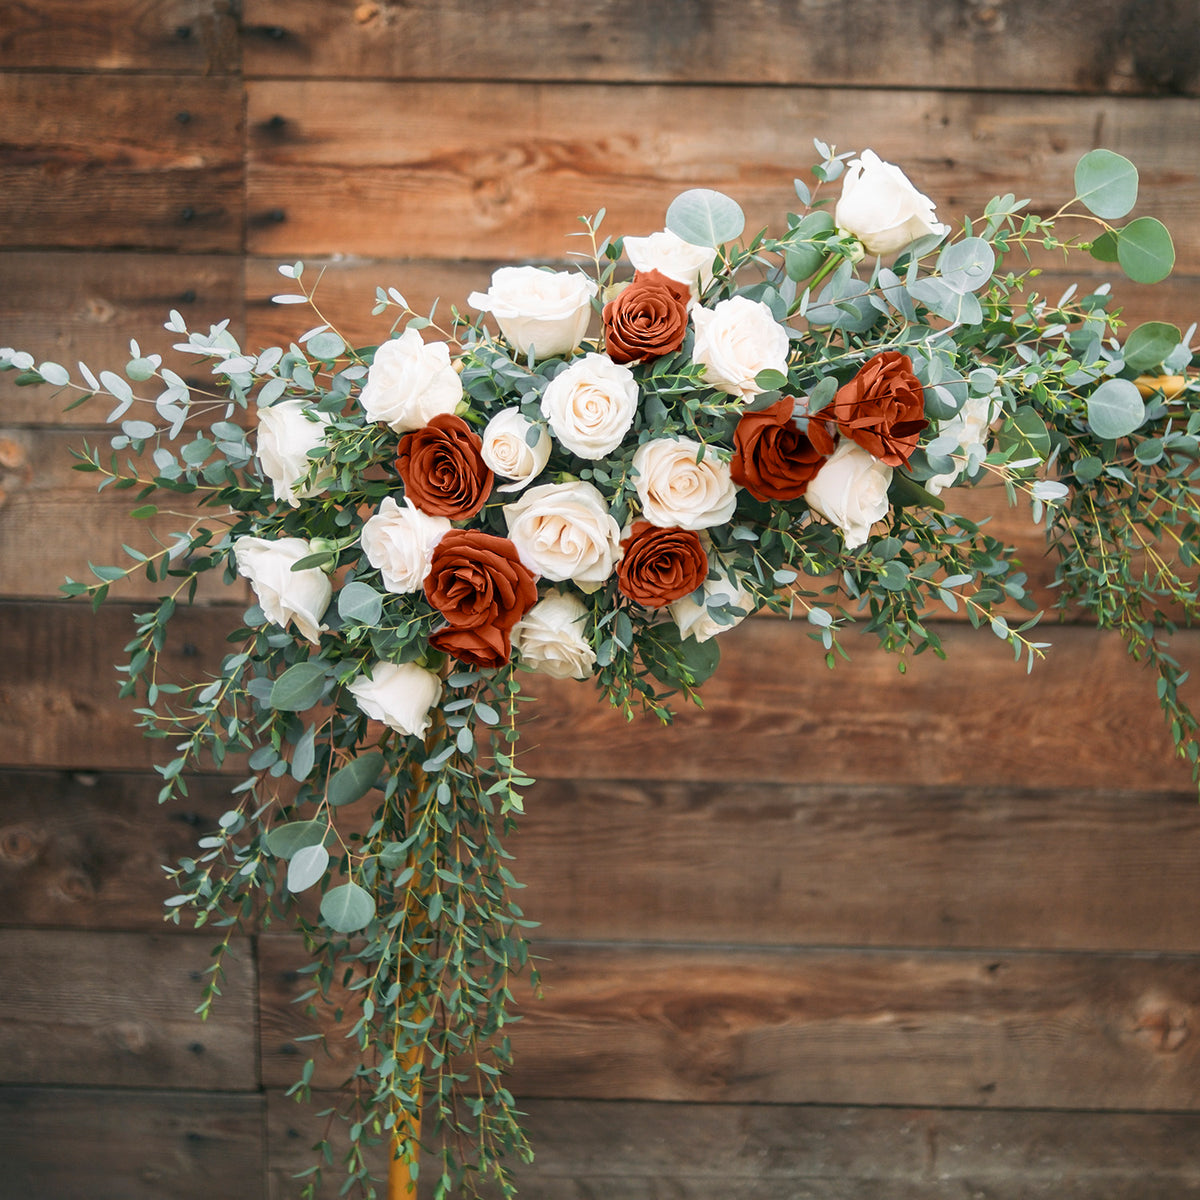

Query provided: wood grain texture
[245,82,1200,266]
[516,780,1200,953]
[259,936,1200,1109]
[1,600,1194,790]
[0,427,233,601]
[0,928,257,1089]
[0,769,237,931]
[240,0,1200,97]
[0,0,239,73]
[0,252,244,426]
[243,255,1200,354]
[0,1086,264,1200]
[268,1093,1200,1200]
[0,75,244,252]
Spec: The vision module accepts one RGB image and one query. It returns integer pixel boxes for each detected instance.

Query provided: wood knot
[354,2,380,23]
[1134,1005,1189,1053]
[0,826,40,864]
[52,869,95,903]
[111,1020,150,1053]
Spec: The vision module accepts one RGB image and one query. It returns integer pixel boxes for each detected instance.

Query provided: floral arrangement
[3,141,1198,1198]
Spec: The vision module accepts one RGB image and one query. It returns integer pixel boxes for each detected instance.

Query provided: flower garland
[3,140,1197,1198]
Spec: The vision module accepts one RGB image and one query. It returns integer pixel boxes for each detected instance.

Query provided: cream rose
[347,661,442,738]
[360,496,452,594]
[540,352,639,459]
[255,399,332,508]
[468,267,596,360]
[925,392,999,495]
[233,535,332,644]
[512,589,596,680]
[623,229,715,299]
[481,408,552,493]
[691,296,790,400]
[632,437,738,530]
[358,328,463,433]
[502,480,622,592]
[805,440,893,550]
[669,571,754,644]
[834,149,950,258]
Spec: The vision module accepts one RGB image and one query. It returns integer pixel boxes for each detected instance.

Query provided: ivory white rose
[255,399,332,508]
[632,437,738,530]
[512,589,596,679]
[540,352,639,459]
[925,392,1000,495]
[468,267,596,360]
[691,296,790,400]
[233,535,332,644]
[358,328,463,433]
[834,149,950,258]
[503,480,622,592]
[481,408,552,493]
[623,229,715,298]
[805,440,892,550]
[669,570,754,643]
[360,496,452,594]
[347,661,442,738]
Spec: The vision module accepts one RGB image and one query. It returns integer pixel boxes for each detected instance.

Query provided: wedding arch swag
[5,142,1198,1198]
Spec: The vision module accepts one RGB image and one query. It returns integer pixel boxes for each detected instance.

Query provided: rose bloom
[669,570,755,644]
[602,270,690,363]
[347,661,442,738]
[468,266,596,360]
[827,351,928,468]
[395,413,494,520]
[633,437,738,530]
[359,328,463,433]
[480,408,551,493]
[255,399,333,508]
[805,440,893,550]
[623,229,715,299]
[691,296,790,401]
[233,535,331,645]
[360,496,451,595]
[539,352,639,459]
[835,149,949,257]
[926,391,999,495]
[731,396,837,502]
[503,480,623,592]
[617,521,708,608]
[512,589,596,680]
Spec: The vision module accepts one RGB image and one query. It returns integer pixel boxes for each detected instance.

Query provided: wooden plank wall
[2,3,1200,1196]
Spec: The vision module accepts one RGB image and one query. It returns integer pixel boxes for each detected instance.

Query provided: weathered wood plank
[243,255,1200,353]
[0,0,239,73]
[241,0,1200,97]
[0,929,257,1089]
[517,781,1200,953]
[0,252,244,426]
[1,600,1195,790]
[0,427,232,601]
[0,1086,264,1200]
[260,937,1200,1109]
[8,769,1198,952]
[0,770,238,931]
[268,1093,1200,1200]
[1,75,244,252]
[245,83,1200,268]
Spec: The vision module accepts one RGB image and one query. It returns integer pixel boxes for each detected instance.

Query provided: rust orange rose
[395,413,493,519]
[602,269,690,364]
[826,351,927,467]
[616,521,708,608]
[731,396,837,502]
[424,530,537,666]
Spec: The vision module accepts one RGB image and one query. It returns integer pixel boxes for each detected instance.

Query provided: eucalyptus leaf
[665,189,744,247]
[266,819,329,860]
[937,238,995,294]
[321,882,376,933]
[268,662,328,712]
[287,843,329,893]
[1123,321,1181,372]
[1086,378,1146,439]
[338,582,384,626]
[1117,217,1175,284]
[327,751,386,808]
[1074,149,1138,219]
